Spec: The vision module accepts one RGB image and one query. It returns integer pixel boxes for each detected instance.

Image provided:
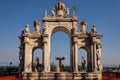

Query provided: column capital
[24,37,29,43]
[73,36,78,43]
[43,37,48,43]
[91,37,97,43]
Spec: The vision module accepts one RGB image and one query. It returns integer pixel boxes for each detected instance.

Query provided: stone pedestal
[56,64,60,72]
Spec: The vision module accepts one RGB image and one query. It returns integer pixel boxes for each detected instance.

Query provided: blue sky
[0,0,120,66]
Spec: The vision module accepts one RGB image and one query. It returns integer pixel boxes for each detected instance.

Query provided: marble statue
[91,24,97,33]
[81,56,86,71]
[97,44,102,59]
[34,20,40,33]
[34,57,40,72]
[51,8,55,16]
[97,44,102,71]
[55,2,65,11]
[18,51,24,77]
[24,24,30,33]
[55,2,65,16]
[66,8,69,17]
[80,20,87,34]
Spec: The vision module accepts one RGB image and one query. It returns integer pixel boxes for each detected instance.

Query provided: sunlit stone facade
[19,2,102,80]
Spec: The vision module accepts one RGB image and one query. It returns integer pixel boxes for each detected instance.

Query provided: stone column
[93,42,97,72]
[47,38,50,72]
[72,21,78,72]
[24,37,32,72]
[73,37,78,72]
[56,64,60,72]
[43,36,50,72]
[70,41,73,72]
[29,48,32,72]
[90,44,94,72]
[87,52,90,72]
[42,50,44,66]
[74,42,78,72]
[43,37,48,72]
[24,40,28,72]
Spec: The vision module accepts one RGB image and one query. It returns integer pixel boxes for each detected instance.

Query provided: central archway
[50,27,71,72]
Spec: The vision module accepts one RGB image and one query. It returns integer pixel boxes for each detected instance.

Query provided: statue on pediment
[24,24,30,33]
[34,20,40,33]
[51,8,55,16]
[65,8,69,17]
[80,20,87,34]
[91,24,98,34]
[55,2,66,17]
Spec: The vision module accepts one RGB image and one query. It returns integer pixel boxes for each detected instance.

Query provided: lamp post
[10,62,12,75]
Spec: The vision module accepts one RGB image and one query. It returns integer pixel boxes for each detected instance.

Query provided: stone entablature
[19,2,103,80]
[43,16,78,21]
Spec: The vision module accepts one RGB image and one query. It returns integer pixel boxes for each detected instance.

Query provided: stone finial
[80,20,87,34]
[65,8,70,17]
[91,24,98,33]
[24,24,30,33]
[51,8,55,16]
[21,30,24,34]
[55,2,65,11]
[72,5,76,16]
[45,10,47,17]
[34,20,40,33]
[55,2,66,17]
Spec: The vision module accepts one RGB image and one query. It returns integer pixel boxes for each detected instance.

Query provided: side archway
[32,47,43,72]
[78,48,87,71]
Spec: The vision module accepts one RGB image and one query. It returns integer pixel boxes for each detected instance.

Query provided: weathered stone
[19,2,103,80]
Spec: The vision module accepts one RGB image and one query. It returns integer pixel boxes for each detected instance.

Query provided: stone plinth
[56,64,60,72]
[22,72,102,80]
